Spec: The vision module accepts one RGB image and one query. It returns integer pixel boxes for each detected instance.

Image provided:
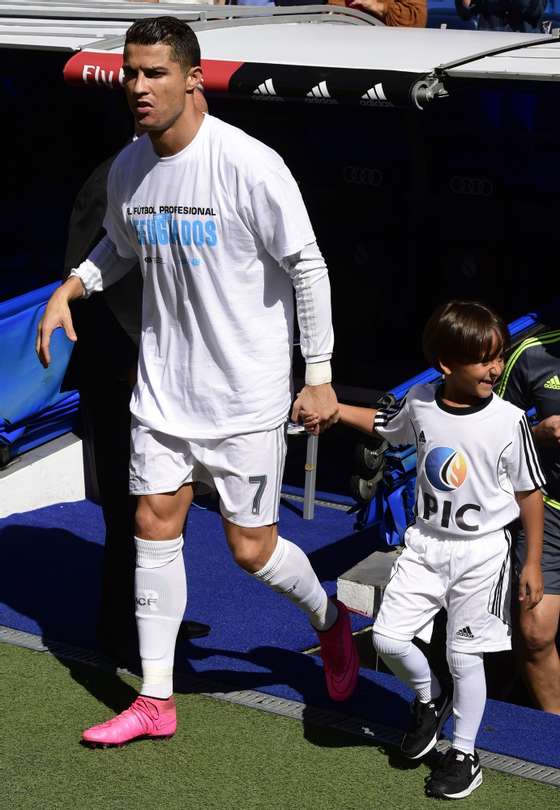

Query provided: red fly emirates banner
[63,51,244,93]
[63,50,419,107]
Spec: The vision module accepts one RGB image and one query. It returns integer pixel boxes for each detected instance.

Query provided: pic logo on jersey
[424,447,468,492]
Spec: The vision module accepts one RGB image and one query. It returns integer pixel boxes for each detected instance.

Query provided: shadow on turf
[0,520,534,760]
[171,640,419,751]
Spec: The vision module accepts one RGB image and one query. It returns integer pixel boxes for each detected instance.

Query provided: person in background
[497,330,560,714]
[454,0,547,32]
[62,86,211,664]
[328,0,427,28]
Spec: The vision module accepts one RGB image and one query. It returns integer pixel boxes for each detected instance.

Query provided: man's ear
[186,64,203,92]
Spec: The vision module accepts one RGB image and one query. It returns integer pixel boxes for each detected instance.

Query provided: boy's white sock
[373,630,442,703]
[448,650,486,755]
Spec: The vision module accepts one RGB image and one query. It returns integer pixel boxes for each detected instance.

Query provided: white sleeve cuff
[305,360,332,386]
[69,262,99,299]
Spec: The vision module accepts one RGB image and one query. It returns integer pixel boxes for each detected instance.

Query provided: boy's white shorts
[129,418,287,528]
[374,524,512,653]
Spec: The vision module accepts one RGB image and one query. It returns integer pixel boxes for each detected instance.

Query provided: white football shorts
[374,524,512,653]
[129,418,287,528]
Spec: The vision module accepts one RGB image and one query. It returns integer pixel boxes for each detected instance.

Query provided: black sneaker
[426,748,483,799]
[400,690,453,759]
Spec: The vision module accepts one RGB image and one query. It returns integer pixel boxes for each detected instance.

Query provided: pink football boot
[317,599,360,702]
[82,695,177,747]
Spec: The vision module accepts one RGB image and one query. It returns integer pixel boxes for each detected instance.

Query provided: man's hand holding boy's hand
[292,383,339,436]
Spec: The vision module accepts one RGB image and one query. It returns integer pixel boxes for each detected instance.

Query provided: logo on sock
[136,589,159,611]
[455,625,474,639]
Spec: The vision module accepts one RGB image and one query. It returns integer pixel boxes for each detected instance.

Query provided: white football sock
[135,535,186,700]
[373,631,442,703]
[252,536,337,631]
[448,650,486,755]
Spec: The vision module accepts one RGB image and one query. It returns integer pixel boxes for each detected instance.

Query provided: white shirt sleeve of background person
[248,166,334,386]
[69,160,138,298]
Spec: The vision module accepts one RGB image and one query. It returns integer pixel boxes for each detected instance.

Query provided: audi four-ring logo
[449,176,494,196]
[343,166,384,187]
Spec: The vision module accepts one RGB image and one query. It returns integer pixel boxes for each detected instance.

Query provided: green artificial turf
[1,643,558,810]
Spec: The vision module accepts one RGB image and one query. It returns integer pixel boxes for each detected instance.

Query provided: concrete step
[0,432,85,518]
[337,548,402,618]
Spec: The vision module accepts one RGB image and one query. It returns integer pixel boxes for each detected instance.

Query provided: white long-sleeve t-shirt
[71,114,333,439]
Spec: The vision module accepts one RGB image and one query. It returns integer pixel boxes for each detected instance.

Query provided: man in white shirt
[37,15,358,746]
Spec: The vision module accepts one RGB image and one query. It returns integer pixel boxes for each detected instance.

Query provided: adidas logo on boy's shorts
[456,626,475,639]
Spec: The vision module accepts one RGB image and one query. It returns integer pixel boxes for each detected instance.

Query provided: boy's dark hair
[124,16,200,72]
[422,300,509,371]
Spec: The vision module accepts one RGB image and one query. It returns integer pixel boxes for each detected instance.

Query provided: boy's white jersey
[375,383,545,539]
[93,114,319,439]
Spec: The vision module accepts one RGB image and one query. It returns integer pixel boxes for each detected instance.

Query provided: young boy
[303,300,545,799]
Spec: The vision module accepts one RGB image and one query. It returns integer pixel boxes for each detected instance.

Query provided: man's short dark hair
[124,16,200,71]
[422,300,510,371]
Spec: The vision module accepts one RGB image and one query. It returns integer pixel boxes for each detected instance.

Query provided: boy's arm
[338,403,379,435]
[302,392,414,451]
[516,488,544,610]
[302,402,379,435]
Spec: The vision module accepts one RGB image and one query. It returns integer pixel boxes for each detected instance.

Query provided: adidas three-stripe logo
[307,81,330,99]
[253,79,277,96]
[456,626,474,639]
[544,374,560,390]
[361,83,388,102]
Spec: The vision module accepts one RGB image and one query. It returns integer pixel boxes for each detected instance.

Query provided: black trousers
[66,294,139,660]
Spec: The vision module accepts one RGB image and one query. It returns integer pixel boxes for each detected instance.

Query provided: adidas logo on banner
[544,374,560,390]
[307,81,331,99]
[456,626,474,639]
[418,431,426,444]
[361,83,390,104]
[253,78,277,96]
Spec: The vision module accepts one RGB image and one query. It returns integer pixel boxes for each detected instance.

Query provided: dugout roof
[2,1,560,107]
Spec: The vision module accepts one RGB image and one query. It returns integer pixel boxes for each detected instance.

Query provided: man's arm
[282,242,338,434]
[244,169,336,432]
[36,235,137,368]
[348,0,427,26]
[36,276,84,367]
[516,488,544,610]
[532,416,560,448]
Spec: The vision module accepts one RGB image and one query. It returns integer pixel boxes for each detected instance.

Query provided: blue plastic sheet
[0,282,79,462]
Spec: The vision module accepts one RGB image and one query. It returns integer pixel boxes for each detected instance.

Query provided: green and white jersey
[497,329,560,511]
[375,383,545,539]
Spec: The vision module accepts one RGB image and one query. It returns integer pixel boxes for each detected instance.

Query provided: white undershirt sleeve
[69,235,138,299]
[280,241,334,380]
